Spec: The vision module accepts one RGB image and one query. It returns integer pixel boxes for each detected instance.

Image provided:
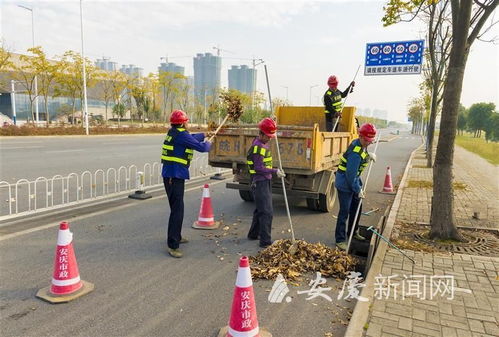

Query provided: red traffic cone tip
[59,221,69,230]
[239,256,249,268]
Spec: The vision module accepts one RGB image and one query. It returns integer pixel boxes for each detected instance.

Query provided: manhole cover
[413,230,499,256]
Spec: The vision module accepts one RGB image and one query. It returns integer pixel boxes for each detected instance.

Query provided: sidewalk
[397,146,498,229]
[362,145,499,337]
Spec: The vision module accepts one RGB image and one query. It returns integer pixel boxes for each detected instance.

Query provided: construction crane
[212,45,234,57]
[160,55,192,63]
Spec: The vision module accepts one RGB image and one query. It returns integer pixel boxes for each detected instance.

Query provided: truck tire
[317,185,337,212]
[239,190,254,202]
[306,198,318,211]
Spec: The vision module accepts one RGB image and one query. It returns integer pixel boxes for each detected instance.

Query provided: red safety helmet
[359,123,377,142]
[258,117,277,138]
[327,75,338,88]
[170,109,189,124]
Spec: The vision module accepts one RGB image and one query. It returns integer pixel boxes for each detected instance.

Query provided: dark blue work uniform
[334,138,369,243]
[161,126,211,249]
[246,138,277,247]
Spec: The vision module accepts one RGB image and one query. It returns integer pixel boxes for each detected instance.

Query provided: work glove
[276,169,286,178]
[368,152,377,163]
[350,81,356,87]
[358,189,366,199]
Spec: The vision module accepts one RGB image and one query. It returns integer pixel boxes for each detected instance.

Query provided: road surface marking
[45,149,85,153]
[0,179,226,241]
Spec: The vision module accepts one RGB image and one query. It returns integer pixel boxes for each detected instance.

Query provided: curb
[344,143,423,337]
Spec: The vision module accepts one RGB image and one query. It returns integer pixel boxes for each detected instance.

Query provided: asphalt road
[0,130,421,337]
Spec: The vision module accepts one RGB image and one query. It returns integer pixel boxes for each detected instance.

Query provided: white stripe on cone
[202,187,210,198]
[51,276,81,286]
[228,326,259,337]
[197,217,215,222]
[57,229,73,246]
[235,266,252,288]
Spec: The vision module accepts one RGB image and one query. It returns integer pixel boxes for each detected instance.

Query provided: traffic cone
[36,221,94,303]
[192,184,220,229]
[217,257,272,337]
[379,166,396,194]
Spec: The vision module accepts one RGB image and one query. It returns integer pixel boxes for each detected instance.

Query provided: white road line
[44,149,85,153]
[1,146,43,150]
[0,179,226,241]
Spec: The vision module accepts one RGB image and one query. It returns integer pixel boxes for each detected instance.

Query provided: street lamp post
[281,86,289,101]
[10,80,18,125]
[309,85,318,106]
[18,4,39,124]
[80,0,89,135]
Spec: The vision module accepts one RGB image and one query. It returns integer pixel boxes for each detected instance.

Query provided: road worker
[323,75,355,132]
[334,123,377,250]
[161,110,211,258]
[246,117,286,248]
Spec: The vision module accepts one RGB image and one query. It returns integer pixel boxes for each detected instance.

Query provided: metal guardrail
[0,156,223,220]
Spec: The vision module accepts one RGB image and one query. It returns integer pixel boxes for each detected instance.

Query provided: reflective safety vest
[325,89,343,114]
[246,145,273,175]
[338,142,369,176]
[161,128,194,167]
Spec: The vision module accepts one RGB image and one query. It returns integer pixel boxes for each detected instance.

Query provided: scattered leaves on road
[249,239,357,281]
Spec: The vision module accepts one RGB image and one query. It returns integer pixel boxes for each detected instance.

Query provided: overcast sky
[2,0,498,122]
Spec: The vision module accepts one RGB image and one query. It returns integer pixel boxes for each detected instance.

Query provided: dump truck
[208,106,359,212]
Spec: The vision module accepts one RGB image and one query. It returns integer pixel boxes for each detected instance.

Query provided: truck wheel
[239,190,254,202]
[317,186,337,212]
[306,198,318,211]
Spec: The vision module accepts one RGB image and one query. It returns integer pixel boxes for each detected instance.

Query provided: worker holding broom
[334,123,377,250]
[246,117,286,248]
[161,110,212,258]
[323,75,355,132]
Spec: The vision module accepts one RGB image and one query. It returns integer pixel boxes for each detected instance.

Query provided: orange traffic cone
[217,257,272,337]
[379,166,396,194]
[192,184,220,229]
[36,221,94,303]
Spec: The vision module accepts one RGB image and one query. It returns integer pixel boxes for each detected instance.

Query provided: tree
[0,43,12,72]
[407,97,425,134]
[484,111,499,141]
[158,71,185,124]
[456,104,467,135]
[29,47,57,124]
[430,0,497,240]
[54,51,97,125]
[112,102,126,122]
[97,70,114,122]
[108,71,128,126]
[383,0,453,167]
[13,48,41,122]
[467,102,495,137]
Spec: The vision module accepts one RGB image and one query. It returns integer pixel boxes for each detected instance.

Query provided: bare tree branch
[468,0,498,45]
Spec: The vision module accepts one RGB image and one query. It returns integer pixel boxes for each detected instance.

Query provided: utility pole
[10,80,17,125]
[251,58,264,111]
[80,0,89,135]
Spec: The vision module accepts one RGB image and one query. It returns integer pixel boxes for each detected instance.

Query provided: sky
[2,0,498,122]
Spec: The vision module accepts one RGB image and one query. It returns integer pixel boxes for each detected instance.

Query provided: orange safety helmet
[327,75,338,88]
[258,117,277,138]
[170,109,189,124]
[359,123,377,142]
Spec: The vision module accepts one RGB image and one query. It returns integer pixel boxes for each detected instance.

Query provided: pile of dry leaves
[249,239,357,281]
[220,91,244,122]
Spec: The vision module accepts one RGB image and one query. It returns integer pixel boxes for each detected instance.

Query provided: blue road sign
[364,40,424,76]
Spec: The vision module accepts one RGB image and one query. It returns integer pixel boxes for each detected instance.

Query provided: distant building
[120,64,143,78]
[95,58,117,72]
[193,52,221,105]
[228,65,256,94]
[158,62,185,75]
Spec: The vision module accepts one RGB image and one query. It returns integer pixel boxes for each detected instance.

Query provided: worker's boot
[336,242,347,251]
[168,248,183,258]
[180,237,189,244]
[354,230,366,241]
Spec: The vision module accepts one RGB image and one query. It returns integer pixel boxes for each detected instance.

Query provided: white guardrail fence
[0,157,227,220]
